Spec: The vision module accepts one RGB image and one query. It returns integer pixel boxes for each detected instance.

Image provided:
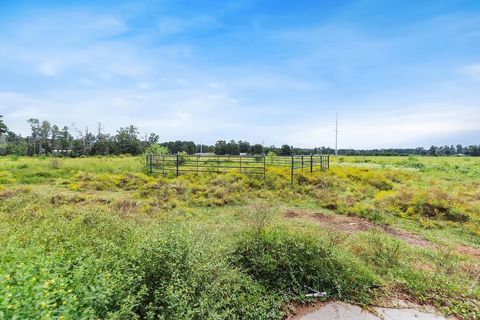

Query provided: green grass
[0,155,479,319]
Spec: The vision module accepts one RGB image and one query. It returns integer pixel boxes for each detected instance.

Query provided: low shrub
[232,227,378,303]
[375,187,470,223]
[133,228,283,319]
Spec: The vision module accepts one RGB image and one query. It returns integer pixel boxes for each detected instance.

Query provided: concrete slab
[298,302,378,320]
[375,307,447,320]
[297,301,448,320]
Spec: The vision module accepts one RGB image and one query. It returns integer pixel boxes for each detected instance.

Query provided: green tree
[58,126,73,155]
[214,140,227,155]
[27,118,41,155]
[456,144,463,154]
[226,140,239,155]
[280,144,292,156]
[0,115,7,135]
[238,140,251,153]
[115,125,142,155]
[250,144,263,155]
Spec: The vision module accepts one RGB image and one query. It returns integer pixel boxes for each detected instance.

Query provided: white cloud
[286,104,480,148]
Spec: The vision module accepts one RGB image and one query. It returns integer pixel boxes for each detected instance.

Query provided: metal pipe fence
[147,154,329,183]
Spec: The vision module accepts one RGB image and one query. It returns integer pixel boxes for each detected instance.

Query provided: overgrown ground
[0,155,479,319]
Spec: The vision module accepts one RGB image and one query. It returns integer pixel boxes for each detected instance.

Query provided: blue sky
[0,0,479,148]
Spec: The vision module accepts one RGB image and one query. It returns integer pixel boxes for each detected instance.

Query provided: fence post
[239,155,242,173]
[176,154,179,177]
[148,154,152,173]
[290,154,294,183]
[196,155,199,174]
[263,154,266,178]
[327,155,330,170]
[301,155,304,172]
[310,154,313,173]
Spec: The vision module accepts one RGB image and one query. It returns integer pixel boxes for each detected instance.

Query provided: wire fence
[146,154,329,183]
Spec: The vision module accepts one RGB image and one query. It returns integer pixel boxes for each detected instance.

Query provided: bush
[232,227,377,303]
[133,228,282,319]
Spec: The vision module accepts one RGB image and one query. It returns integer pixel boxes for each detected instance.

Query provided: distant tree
[0,115,7,135]
[115,125,142,155]
[264,145,278,155]
[214,140,227,155]
[467,145,480,156]
[238,140,251,153]
[250,144,263,155]
[147,133,159,146]
[92,123,111,155]
[226,140,239,155]
[71,124,96,156]
[182,141,196,154]
[27,118,41,155]
[280,144,292,156]
[456,144,463,154]
[143,144,169,157]
[38,121,51,155]
[58,126,73,155]
[5,130,26,155]
[51,125,60,153]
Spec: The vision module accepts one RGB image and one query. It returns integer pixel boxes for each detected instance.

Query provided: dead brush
[0,186,31,199]
[113,199,140,217]
[433,244,459,275]
[243,203,274,237]
[325,230,350,248]
[0,189,16,199]
[351,230,404,271]
[49,158,63,169]
[50,194,87,206]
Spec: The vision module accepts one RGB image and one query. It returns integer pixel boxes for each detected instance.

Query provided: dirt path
[284,210,480,257]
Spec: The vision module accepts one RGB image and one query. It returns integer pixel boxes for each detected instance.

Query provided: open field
[1,155,479,319]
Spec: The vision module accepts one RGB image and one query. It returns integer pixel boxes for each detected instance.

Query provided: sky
[0,0,479,148]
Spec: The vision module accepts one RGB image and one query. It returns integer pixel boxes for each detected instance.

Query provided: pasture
[0,155,479,319]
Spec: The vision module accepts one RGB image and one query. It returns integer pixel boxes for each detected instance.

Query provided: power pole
[334,113,339,156]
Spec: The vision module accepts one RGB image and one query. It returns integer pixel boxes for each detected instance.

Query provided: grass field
[1,155,479,319]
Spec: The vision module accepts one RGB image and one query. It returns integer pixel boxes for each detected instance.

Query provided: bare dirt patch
[457,245,480,257]
[0,189,16,199]
[284,210,431,247]
[284,210,480,259]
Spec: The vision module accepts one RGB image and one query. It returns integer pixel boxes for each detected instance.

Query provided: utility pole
[334,113,339,157]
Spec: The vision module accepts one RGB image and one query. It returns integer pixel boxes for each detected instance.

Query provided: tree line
[0,116,479,156]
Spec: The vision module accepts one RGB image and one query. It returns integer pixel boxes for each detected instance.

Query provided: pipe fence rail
[146,154,329,183]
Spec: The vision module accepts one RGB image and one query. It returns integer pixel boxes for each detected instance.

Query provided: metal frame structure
[146,154,329,183]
